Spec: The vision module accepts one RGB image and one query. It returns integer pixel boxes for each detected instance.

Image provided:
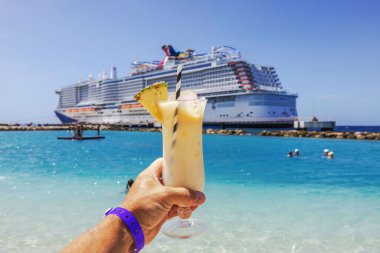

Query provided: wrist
[104,215,134,251]
[104,207,145,252]
[120,200,144,231]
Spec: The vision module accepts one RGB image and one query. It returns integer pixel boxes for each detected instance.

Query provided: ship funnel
[111,66,117,79]
[211,46,216,59]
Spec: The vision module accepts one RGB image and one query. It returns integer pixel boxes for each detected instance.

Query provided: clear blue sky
[0,0,379,125]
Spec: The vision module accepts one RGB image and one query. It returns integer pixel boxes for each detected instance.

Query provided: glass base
[162,218,207,239]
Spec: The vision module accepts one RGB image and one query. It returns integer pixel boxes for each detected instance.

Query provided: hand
[121,158,206,245]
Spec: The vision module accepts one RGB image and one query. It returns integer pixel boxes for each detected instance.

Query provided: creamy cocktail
[134,81,208,238]
[158,97,207,191]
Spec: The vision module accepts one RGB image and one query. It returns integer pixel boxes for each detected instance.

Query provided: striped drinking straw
[172,64,182,148]
[176,64,182,100]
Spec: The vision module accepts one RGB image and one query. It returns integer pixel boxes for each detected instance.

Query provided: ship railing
[206,117,297,124]
[254,89,298,96]
[195,85,241,93]
[256,86,282,92]
[240,116,297,122]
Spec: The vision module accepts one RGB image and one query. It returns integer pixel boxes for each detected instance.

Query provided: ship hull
[55,92,297,127]
[55,111,77,123]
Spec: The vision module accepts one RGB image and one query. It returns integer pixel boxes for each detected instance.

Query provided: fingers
[165,187,206,207]
[167,205,200,220]
[142,158,163,179]
[167,206,178,220]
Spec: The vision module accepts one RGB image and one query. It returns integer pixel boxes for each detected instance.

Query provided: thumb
[165,187,206,207]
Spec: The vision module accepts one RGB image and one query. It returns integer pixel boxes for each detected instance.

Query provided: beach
[1,131,380,252]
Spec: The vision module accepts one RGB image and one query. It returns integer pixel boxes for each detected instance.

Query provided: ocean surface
[1,131,380,253]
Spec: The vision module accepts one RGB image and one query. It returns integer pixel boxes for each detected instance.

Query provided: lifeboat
[131,103,143,108]
[120,104,132,109]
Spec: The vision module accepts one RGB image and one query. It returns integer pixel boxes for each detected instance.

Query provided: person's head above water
[288,150,293,157]
[294,149,299,155]
[323,149,329,155]
[127,179,134,189]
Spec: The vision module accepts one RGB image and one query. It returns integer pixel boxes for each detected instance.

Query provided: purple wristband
[104,207,145,252]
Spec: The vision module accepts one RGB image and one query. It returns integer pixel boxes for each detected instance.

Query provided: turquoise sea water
[1,131,380,252]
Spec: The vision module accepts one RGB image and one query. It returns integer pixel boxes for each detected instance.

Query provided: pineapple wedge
[134,82,168,122]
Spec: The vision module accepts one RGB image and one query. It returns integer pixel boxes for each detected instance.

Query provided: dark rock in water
[206,129,215,134]
[203,128,247,136]
[356,135,367,140]
[366,134,375,140]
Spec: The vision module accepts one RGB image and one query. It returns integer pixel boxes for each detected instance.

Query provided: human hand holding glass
[60,158,206,253]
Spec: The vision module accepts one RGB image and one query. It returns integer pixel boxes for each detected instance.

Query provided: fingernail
[194,192,203,204]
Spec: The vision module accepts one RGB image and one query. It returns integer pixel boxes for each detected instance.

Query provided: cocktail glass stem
[178,206,192,219]
[177,207,192,228]
[162,206,207,238]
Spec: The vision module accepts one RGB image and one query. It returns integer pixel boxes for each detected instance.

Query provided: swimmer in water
[126,178,135,191]
[287,150,293,157]
[327,151,334,159]
[125,179,134,193]
[323,149,329,156]
[294,149,299,156]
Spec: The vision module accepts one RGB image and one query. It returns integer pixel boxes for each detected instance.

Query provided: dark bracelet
[104,207,145,252]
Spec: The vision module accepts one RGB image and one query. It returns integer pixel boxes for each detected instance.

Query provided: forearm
[60,215,133,253]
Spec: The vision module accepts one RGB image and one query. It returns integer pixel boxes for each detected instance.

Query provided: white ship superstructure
[55,45,297,127]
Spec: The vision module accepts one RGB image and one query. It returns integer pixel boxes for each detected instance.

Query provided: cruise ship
[55,45,298,127]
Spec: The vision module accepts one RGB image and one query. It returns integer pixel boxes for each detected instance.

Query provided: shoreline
[259,130,380,140]
[0,124,249,136]
[1,124,379,140]
[0,124,157,132]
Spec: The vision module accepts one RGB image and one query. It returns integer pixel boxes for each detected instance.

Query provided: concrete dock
[294,120,336,131]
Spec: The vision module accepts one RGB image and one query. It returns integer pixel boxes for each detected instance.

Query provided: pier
[1,124,380,140]
[294,120,336,131]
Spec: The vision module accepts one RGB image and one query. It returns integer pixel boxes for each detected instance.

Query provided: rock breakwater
[259,130,380,140]
[0,124,161,132]
[204,128,248,136]
[0,124,248,136]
